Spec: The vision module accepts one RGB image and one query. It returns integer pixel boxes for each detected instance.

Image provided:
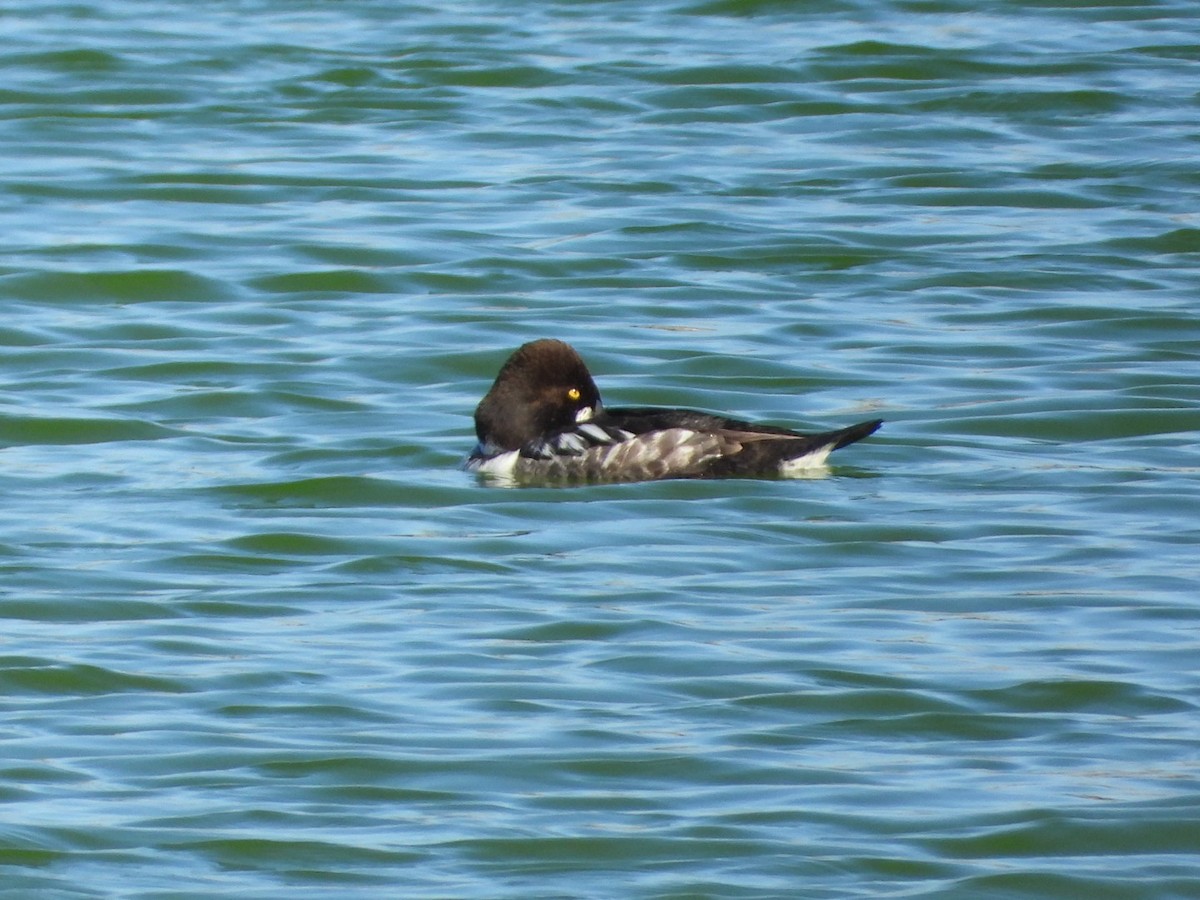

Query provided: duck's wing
[518,421,731,482]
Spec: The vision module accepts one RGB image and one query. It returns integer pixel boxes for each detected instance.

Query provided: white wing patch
[524,423,636,459]
[576,423,613,442]
[550,430,591,454]
[531,428,726,482]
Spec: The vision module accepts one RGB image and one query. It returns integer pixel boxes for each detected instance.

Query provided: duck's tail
[777,418,884,474]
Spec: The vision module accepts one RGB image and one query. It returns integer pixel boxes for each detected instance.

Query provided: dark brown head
[474,339,603,451]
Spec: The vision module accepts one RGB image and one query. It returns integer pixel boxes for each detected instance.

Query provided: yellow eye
[567,387,581,401]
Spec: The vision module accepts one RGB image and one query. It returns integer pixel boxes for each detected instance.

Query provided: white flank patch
[778,443,835,477]
[466,449,519,477]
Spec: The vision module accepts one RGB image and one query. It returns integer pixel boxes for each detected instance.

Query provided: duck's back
[592,408,883,480]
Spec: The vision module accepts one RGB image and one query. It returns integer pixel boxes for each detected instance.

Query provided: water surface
[2,1,1199,897]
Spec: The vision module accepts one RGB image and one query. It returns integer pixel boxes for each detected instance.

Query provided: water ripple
[1,0,1198,897]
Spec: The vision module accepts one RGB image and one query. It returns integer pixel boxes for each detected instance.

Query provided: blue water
[2,1,1199,897]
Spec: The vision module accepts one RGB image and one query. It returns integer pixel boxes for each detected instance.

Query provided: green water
[2,1,1199,897]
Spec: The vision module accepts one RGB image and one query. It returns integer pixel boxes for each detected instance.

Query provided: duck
[466,338,882,484]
